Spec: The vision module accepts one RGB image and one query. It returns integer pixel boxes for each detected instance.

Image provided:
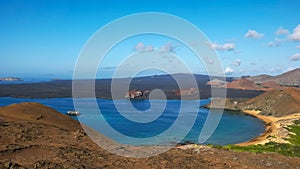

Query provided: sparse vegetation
[294,119,300,125]
[214,121,300,157]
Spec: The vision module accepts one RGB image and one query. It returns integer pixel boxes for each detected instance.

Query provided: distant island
[0,77,21,81]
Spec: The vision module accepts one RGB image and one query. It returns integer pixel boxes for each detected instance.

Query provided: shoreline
[236,110,300,146]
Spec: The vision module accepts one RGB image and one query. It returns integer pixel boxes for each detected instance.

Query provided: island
[0,77,21,81]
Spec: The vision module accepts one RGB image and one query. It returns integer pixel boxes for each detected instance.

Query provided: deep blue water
[0,97,265,146]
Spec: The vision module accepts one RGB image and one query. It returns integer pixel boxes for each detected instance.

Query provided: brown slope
[242,88,300,116]
[0,102,81,131]
[273,68,300,86]
[204,87,300,117]
[247,68,300,86]
[226,78,265,91]
[246,74,273,83]
[261,81,281,88]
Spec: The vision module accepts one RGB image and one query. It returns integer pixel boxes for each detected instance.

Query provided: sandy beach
[236,110,300,146]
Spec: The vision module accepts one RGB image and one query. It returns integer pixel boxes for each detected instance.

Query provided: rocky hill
[261,81,281,88]
[243,88,300,116]
[206,88,300,117]
[1,103,300,168]
[225,78,287,91]
[0,102,82,131]
[247,68,300,86]
[225,78,264,90]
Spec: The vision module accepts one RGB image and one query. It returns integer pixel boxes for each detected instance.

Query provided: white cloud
[204,56,214,64]
[276,27,289,35]
[250,62,257,66]
[224,67,234,74]
[210,42,235,51]
[134,43,154,52]
[160,42,177,53]
[231,59,241,66]
[134,42,145,52]
[290,53,300,61]
[268,42,279,47]
[268,38,281,47]
[244,29,264,39]
[222,43,235,51]
[297,45,300,49]
[145,45,154,52]
[234,50,241,54]
[289,24,300,41]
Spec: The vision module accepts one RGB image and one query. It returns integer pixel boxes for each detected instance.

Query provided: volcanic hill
[247,68,300,86]
[206,88,300,117]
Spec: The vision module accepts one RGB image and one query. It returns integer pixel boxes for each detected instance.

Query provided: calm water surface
[0,97,265,145]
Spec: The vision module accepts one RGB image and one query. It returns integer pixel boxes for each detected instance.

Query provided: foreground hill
[1,103,300,168]
[0,102,82,131]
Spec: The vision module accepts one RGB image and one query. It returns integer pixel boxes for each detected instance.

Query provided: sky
[1,0,300,79]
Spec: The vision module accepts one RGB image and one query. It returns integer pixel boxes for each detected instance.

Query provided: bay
[0,97,265,146]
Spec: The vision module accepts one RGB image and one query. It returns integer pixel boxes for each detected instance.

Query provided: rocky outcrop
[125,89,150,99]
[206,79,226,88]
[174,88,198,96]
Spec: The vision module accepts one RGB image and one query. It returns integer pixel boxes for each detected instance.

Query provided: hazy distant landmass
[0,74,264,99]
[0,68,299,100]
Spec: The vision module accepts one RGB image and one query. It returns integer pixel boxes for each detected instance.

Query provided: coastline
[236,110,300,146]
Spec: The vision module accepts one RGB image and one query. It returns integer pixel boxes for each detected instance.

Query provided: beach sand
[236,110,300,146]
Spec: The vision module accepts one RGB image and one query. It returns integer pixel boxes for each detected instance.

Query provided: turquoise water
[0,97,265,145]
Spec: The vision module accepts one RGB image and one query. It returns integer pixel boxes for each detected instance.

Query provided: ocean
[0,97,265,146]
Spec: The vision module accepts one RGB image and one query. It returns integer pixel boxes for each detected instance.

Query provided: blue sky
[1,0,300,78]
